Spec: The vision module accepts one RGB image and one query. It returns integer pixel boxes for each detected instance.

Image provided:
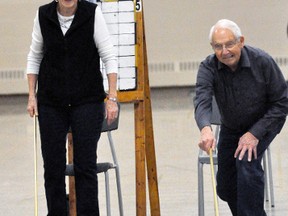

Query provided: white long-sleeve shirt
[27,6,118,75]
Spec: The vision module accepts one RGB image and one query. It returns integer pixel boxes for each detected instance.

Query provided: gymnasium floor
[1,87,287,215]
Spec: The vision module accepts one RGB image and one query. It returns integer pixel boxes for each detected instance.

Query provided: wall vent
[148,57,288,74]
[275,57,288,66]
[0,69,25,80]
[148,62,175,73]
[148,61,201,73]
[179,61,201,72]
[0,56,287,93]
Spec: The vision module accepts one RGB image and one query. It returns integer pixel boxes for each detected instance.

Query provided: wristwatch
[108,97,117,102]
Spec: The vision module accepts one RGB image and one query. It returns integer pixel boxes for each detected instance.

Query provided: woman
[26,0,118,215]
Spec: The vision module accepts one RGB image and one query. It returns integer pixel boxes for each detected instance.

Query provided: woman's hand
[27,94,38,117]
[27,74,38,117]
[105,100,118,125]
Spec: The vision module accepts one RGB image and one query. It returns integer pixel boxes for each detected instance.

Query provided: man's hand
[234,132,259,162]
[198,126,216,154]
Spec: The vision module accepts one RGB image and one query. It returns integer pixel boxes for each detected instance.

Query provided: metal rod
[209,148,219,216]
[33,115,38,216]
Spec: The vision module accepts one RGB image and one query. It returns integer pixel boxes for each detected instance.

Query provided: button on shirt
[194,45,288,139]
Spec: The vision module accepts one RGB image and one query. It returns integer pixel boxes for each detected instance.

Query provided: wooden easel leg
[144,94,161,216]
[142,7,161,216]
[134,101,147,216]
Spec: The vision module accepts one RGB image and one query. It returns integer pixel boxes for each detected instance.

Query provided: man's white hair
[209,19,242,43]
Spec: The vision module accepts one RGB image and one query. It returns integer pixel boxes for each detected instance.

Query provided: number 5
[135,0,141,12]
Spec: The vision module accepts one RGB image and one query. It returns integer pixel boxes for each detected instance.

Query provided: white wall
[0,0,287,93]
[143,0,288,87]
[144,0,288,62]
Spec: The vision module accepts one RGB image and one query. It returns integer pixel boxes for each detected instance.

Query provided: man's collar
[240,46,251,68]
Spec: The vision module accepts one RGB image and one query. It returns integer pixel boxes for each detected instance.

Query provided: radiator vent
[179,61,201,71]
[148,61,201,73]
[0,69,25,80]
[0,56,287,94]
[148,57,288,73]
[274,57,288,66]
[148,62,175,73]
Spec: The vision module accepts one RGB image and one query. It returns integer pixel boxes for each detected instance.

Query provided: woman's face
[57,0,78,16]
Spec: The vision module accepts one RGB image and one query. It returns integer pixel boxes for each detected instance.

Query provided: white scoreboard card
[95,0,137,91]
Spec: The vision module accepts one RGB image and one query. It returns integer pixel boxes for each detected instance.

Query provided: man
[194,19,288,215]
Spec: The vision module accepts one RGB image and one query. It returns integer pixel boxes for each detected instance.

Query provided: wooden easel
[68,1,161,215]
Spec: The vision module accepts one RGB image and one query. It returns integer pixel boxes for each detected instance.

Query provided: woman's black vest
[38,1,106,107]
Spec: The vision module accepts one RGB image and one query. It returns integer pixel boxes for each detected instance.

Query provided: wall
[144,0,288,61]
[143,0,288,86]
[0,0,287,94]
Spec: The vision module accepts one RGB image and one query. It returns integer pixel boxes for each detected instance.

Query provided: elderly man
[194,19,288,215]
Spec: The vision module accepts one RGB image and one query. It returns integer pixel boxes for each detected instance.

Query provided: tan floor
[0,88,288,216]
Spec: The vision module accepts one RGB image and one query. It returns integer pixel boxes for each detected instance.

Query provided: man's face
[211,28,244,71]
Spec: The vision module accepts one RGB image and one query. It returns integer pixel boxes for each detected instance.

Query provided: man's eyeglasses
[212,40,238,51]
